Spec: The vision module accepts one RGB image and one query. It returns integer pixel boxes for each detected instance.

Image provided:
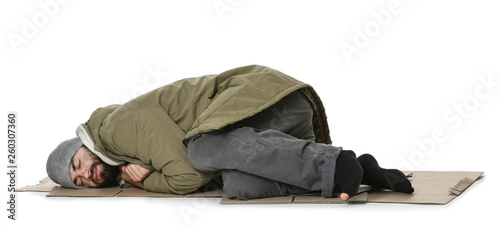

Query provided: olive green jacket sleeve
[99,106,212,194]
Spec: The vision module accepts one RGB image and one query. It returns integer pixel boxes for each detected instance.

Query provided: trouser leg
[221,170,311,199]
[225,91,324,199]
[187,126,341,198]
[188,90,341,199]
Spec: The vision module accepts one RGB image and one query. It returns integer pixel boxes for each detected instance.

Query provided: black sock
[357,154,414,194]
[334,150,363,199]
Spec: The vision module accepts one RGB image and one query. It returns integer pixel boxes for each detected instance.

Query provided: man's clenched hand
[120,163,153,188]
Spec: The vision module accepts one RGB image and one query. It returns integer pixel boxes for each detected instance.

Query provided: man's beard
[88,152,120,188]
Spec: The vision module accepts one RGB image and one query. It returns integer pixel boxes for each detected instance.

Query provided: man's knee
[222,170,256,200]
[222,170,285,200]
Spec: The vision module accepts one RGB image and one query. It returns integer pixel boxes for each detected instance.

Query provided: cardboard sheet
[16,177,58,192]
[364,171,483,205]
[17,171,483,205]
[220,195,294,204]
[48,186,123,197]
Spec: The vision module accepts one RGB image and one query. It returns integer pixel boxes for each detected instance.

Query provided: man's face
[69,146,120,188]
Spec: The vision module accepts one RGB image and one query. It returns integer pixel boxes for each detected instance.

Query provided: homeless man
[46,65,414,200]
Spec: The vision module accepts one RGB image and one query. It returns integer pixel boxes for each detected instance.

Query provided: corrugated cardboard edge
[220,195,294,204]
[293,192,368,204]
[47,186,123,197]
[219,186,373,205]
[449,178,475,195]
[291,186,372,204]
[16,177,57,192]
[21,171,484,205]
[367,171,484,205]
[367,192,455,205]
[186,188,225,198]
[115,186,225,198]
[116,186,183,197]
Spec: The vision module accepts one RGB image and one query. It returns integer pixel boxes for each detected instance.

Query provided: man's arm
[141,165,212,195]
[120,161,212,194]
[120,163,152,188]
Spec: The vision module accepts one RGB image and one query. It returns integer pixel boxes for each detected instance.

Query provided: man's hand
[120,163,153,189]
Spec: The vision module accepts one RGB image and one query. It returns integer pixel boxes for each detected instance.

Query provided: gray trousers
[187,91,342,200]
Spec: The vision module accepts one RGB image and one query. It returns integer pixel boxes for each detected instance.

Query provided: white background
[1,0,499,227]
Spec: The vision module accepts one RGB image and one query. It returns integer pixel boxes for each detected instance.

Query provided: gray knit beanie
[46,137,85,189]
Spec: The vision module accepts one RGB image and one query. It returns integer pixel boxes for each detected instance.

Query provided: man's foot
[357,154,414,194]
[334,150,363,200]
